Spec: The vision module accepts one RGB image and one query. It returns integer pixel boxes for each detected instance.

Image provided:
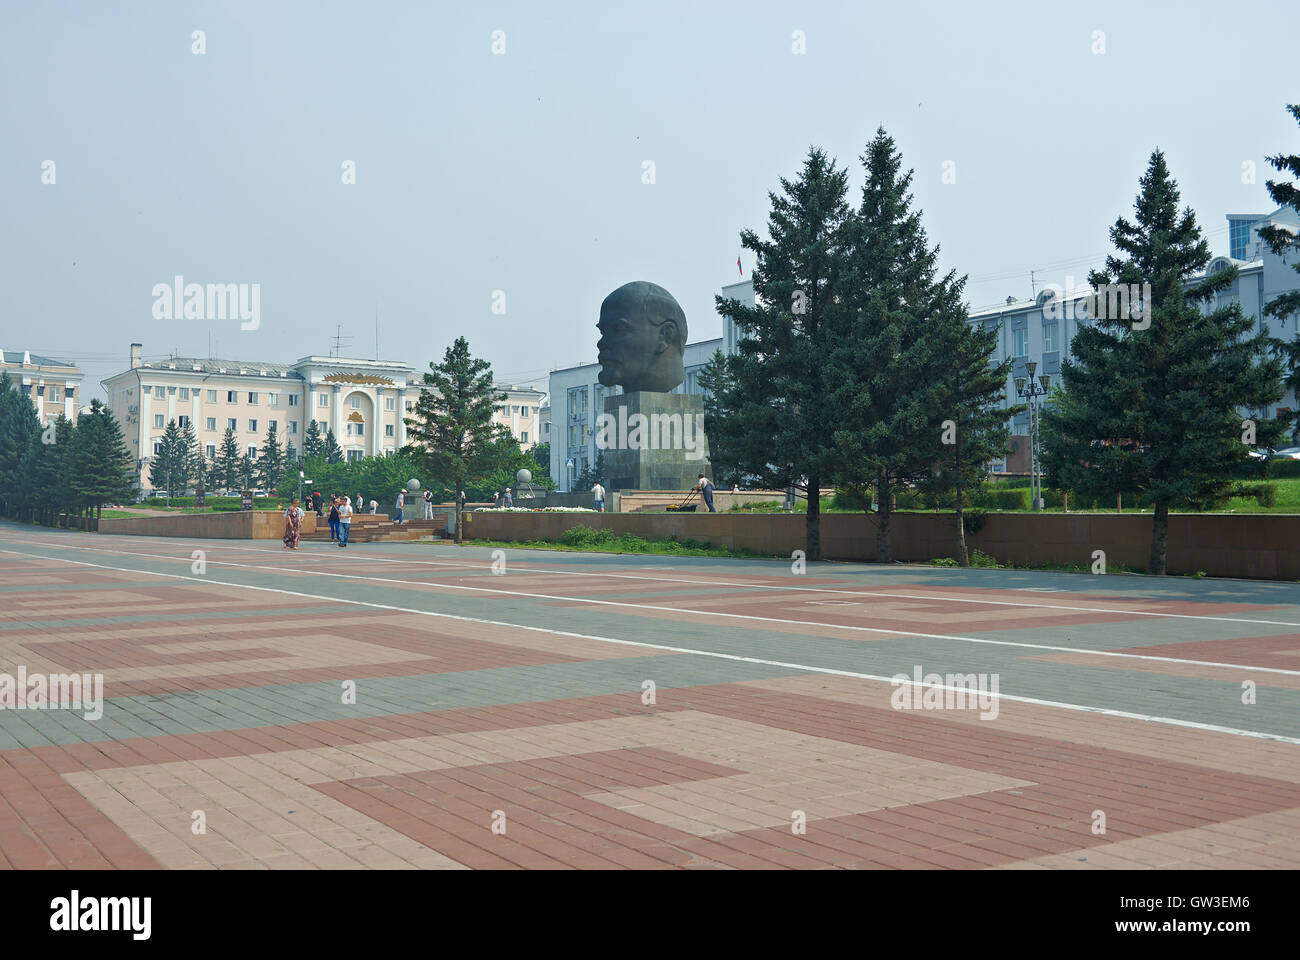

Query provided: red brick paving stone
[417,767,680,869]
[319,757,711,869]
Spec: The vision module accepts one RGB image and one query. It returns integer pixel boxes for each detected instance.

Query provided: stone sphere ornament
[407,478,421,492]
[516,469,532,485]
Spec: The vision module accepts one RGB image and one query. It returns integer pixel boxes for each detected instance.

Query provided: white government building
[104,344,546,490]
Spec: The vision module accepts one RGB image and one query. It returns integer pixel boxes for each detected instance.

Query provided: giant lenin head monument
[594,281,711,492]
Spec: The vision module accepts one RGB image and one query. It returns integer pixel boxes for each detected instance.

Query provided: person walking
[369,498,378,515]
[338,496,353,547]
[422,488,434,519]
[503,487,512,508]
[591,481,605,512]
[394,490,405,524]
[282,497,303,549]
[327,496,340,541]
[695,474,716,513]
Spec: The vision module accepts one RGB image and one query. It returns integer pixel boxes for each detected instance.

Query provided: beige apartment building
[1,348,83,426]
[492,384,547,452]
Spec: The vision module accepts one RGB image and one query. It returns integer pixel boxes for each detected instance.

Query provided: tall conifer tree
[1042,151,1284,574]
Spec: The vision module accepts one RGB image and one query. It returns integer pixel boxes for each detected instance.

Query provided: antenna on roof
[330,324,353,359]
[375,305,379,361]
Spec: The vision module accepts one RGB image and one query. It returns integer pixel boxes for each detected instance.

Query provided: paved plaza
[1,520,1299,869]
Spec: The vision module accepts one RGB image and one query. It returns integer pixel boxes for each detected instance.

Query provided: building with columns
[1,348,83,426]
[103,344,423,489]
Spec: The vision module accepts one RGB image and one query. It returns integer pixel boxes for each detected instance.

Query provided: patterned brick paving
[2,524,1299,869]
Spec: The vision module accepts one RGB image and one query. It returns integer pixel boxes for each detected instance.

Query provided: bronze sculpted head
[596,281,687,393]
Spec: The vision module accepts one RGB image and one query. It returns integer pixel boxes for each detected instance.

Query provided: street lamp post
[1014,361,1052,511]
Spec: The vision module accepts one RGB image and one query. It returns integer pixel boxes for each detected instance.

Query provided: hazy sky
[3,0,1297,400]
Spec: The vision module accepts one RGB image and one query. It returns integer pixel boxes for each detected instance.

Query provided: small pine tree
[70,400,135,522]
[405,337,509,540]
[215,428,241,492]
[303,419,325,459]
[258,425,286,489]
[323,429,343,464]
[148,420,187,497]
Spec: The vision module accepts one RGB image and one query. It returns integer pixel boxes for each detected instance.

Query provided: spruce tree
[323,429,343,464]
[0,372,41,518]
[405,337,509,540]
[180,421,200,490]
[831,128,968,562]
[70,400,135,522]
[258,424,286,489]
[714,147,851,560]
[303,419,325,459]
[697,348,744,487]
[149,420,187,497]
[1041,151,1284,574]
[215,428,241,492]
[1262,104,1300,442]
[924,319,1019,564]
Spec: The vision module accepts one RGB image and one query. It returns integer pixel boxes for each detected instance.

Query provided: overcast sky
[3,0,1297,401]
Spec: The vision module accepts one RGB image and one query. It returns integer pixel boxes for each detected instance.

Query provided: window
[153,441,163,455]
[247,446,257,459]
[350,395,362,409]
[385,424,394,437]
[153,414,164,428]
[1013,329,1027,357]
[382,396,394,411]
[521,431,528,443]
[318,394,329,407]
[289,421,298,434]
[49,387,61,402]
[227,418,237,431]
[207,390,217,402]
[247,392,258,404]
[346,422,364,436]
[1042,322,1057,353]
[269,393,279,407]
[206,417,216,431]
[269,420,278,432]
[179,387,189,400]
[178,415,190,428]
[347,450,363,462]
[205,444,216,459]
[142,385,152,395]
[288,394,298,406]
[227,391,237,403]
[248,419,258,432]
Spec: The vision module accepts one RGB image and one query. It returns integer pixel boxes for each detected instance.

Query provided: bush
[831,487,869,510]
[1256,483,1278,507]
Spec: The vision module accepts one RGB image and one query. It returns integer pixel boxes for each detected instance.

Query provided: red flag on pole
[737,256,743,276]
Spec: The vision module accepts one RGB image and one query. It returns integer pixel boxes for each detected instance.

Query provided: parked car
[1271,446,1300,460]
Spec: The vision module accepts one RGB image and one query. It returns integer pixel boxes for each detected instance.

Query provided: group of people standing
[281,490,355,549]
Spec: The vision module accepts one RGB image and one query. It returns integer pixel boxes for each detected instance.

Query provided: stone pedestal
[599,392,711,492]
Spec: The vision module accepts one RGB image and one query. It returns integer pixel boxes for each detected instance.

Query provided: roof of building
[0,349,75,367]
[131,356,300,377]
